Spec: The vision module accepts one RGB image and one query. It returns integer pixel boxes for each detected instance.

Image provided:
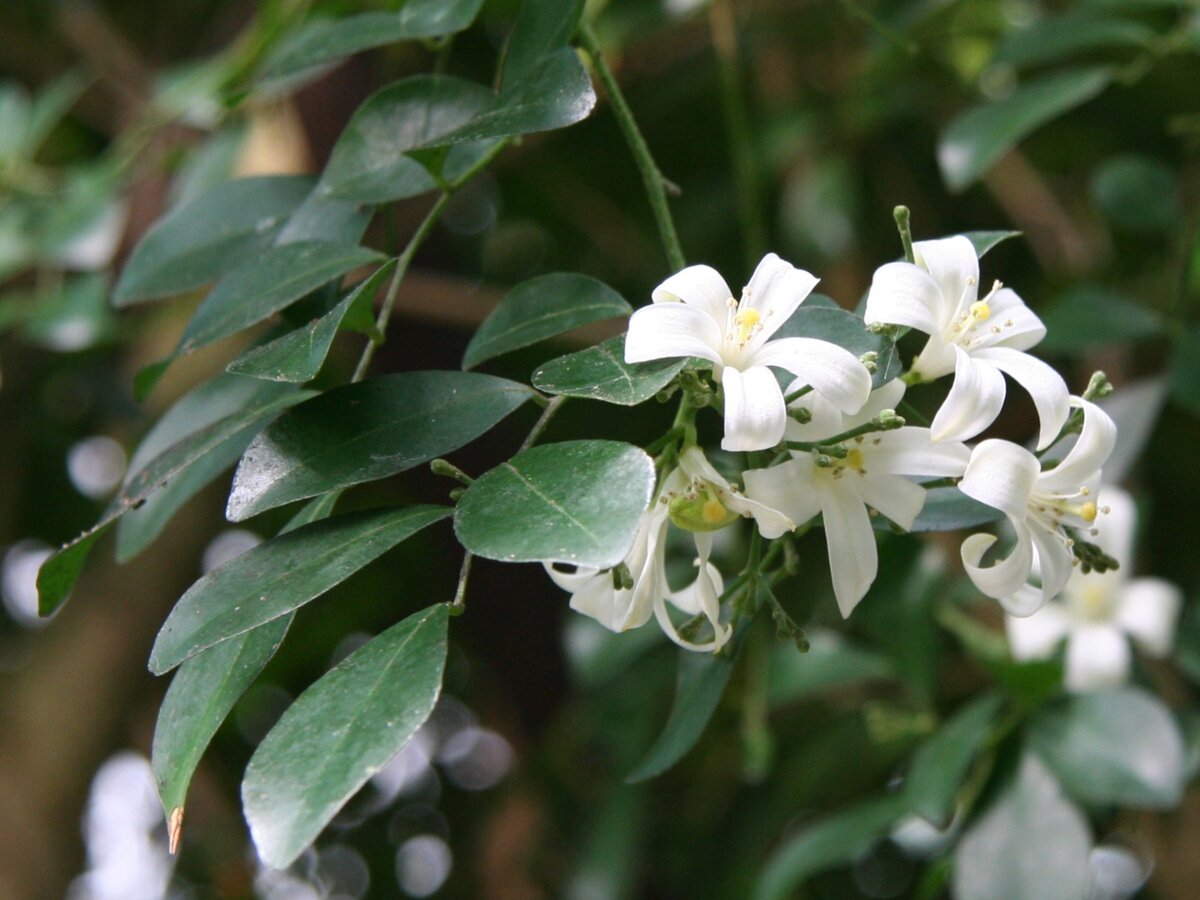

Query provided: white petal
[868,428,970,478]
[974,347,1069,450]
[1065,624,1130,692]
[783,384,845,444]
[1003,582,1049,617]
[742,253,819,342]
[863,261,944,334]
[743,457,822,527]
[1037,398,1117,494]
[961,526,1036,605]
[653,532,732,654]
[985,287,1046,352]
[1028,519,1076,603]
[960,439,1040,519]
[909,335,957,381]
[930,346,1006,443]
[624,303,724,366]
[627,512,670,630]
[856,473,926,531]
[1094,486,1136,572]
[1006,603,1071,660]
[676,447,795,537]
[1115,577,1182,657]
[752,337,872,414]
[544,561,601,592]
[676,446,733,489]
[912,235,979,321]
[819,482,878,617]
[721,365,788,451]
[570,578,649,632]
[652,264,734,323]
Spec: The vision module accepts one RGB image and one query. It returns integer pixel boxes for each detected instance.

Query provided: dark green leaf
[463,273,631,369]
[261,1,485,81]
[532,334,687,406]
[275,189,373,246]
[775,305,900,388]
[114,176,313,305]
[153,614,293,819]
[1029,688,1185,808]
[25,70,87,155]
[227,372,535,520]
[501,0,586,88]
[953,753,1091,900]
[150,505,451,673]
[938,67,1113,192]
[910,486,1004,532]
[243,604,449,868]
[1090,155,1180,233]
[626,648,735,783]
[994,14,1155,69]
[1038,286,1163,353]
[960,230,1022,258]
[454,440,654,568]
[175,242,383,355]
[904,693,1004,825]
[767,630,895,707]
[754,795,909,900]
[1172,327,1200,418]
[227,261,395,383]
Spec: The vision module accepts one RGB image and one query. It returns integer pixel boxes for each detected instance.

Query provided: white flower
[958,397,1117,616]
[625,253,872,451]
[742,380,970,617]
[863,235,1069,449]
[545,448,793,652]
[1005,487,1182,691]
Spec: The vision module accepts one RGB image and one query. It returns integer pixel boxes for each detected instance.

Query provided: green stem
[783,384,813,405]
[520,395,567,452]
[786,414,903,451]
[894,205,915,263]
[578,23,686,271]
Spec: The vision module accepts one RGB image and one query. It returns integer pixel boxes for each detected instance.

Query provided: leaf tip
[168,807,184,855]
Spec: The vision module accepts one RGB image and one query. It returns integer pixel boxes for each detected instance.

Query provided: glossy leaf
[274,189,373,246]
[150,505,451,673]
[754,795,909,900]
[626,647,735,783]
[938,67,1113,192]
[994,14,1155,69]
[463,273,631,369]
[1029,688,1185,809]
[532,334,687,406]
[37,388,313,615]
[243,604,449,868]
[1038,286,1163,353]
[261,1,486,81]
[454,440,654,568]
[952,753,1091,900]
[227,261,394,383]
[904,693,1004,825]
[961,230,1022,258]
[227,372,535,520]
[501,0,586,88]
[113,176,313,305]
[775,305,901,388]
[909,485,1004,532]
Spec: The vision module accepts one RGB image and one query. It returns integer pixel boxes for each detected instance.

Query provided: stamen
[701,498,728,525]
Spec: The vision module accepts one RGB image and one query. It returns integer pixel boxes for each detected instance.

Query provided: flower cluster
[546,231,1133,662]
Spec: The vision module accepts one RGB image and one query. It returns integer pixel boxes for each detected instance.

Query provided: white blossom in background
[545,447,792,652]
[863,235,1069,448]
[625,253,872,451]
[743,380,969,616]
[1006,487,1181,691]
[959,397,1117,616]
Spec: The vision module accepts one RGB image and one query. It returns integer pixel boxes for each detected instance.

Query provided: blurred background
[1,0,1198,897]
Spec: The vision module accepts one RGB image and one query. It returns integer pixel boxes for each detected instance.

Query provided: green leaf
[37,388,314,615]
[754,795,910,900]
[952,752,1091,900]
[532,334,687,406]
[1029,687,1185,808]
[175,242,384,355]
[261,1,486,81]
[25,70,87,155]
[114,176,313,306]
[938,67,1113,192]
[153,614,293,821]
[1090,154,1180,233]
[501,0,586,88]
[910,485,1004,532]
[775,305,901,388]
[243,604,449,868]
[275,189,373,246]
[993,13,1156,69]
[1172,327,1200,418]
[960,230,1022,258]
[626,647,736,783]
[463,273,631,369]
[227,372,535,520]
[767,630,894,707]
[904,693,1004,825]
[454,440,654,568]
[1038,286,1163,353]
[150,505,451,673]
[227,261,394,383]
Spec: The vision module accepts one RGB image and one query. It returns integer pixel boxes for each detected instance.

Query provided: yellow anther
[701,498,728,524]
[734,308,761,342]
[1080,501,1097,523]
[969,300,991,321]
[845,448,865,471]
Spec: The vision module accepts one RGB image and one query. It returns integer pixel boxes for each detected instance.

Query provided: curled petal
[985,287,1046,352]
[1115,577,1182,657]
[856,473,926,531]
[961,526,1036,609]
[743,457,822,528]
[653,535,731,654]
[1028,519,1076,603]
[930,347,1006,443]
[974,347,1069,450]
[742,252,818,343]
[960,439,1040,520]
[721,365,788,451]
[752,337,872,415]
[1065,624,1130,692]
[912,235,979,320]
[863,262,944,334]
[1037,398,1117,494]
[569,577,649,633]
[869,428,970,479]
[652,264,734,323]
[1006,603,1071,660]
[624,303,724,366]
[544,561,600,593]
[819,482,878,618]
